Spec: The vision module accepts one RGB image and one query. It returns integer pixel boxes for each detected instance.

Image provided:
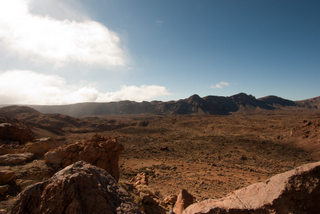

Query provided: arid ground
[0,106,320,213]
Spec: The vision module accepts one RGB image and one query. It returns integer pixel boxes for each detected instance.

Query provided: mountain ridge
[1,93,319,117]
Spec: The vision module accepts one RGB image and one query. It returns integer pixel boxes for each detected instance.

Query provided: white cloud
[0,70,171,105]
[28,0,89,21]
[97,85,172,102]
[0,0,128,68]
[210,82,229,89]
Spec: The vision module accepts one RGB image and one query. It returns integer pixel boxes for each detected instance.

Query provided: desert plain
[0,104,320,213]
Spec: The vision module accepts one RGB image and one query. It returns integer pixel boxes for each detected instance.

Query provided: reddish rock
[173,189,193,214]
[0,122,34,144]
[183,161,320,214]
[44,134,124,181]
[12,161,142,214]
[0,170,16,185]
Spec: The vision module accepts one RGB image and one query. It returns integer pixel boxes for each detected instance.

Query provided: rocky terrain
[0,94,320,213]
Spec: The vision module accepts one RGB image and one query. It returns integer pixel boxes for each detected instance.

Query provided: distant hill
[258,95,296,107]
[0,105,41,118]
[0,93,319,117]
[7,93,313,117]
[295,96,320,109]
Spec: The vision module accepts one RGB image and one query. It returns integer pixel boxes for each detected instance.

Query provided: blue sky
[0,0,319,104]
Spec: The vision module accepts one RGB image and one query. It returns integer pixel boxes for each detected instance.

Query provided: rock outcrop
[44,134,124,181]
[183,161,320,214]
[0,122,34,144]
[12,161,142,214]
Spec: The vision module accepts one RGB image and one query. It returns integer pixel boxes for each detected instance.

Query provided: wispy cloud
[0,0,128,68]
[0,70,171,105]
[210,82,229,89]
[156,20,163,25]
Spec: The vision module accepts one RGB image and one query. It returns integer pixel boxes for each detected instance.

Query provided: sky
[0,0,319,105]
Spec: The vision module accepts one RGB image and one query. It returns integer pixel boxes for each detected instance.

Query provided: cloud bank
[0,70,171,105]
[0,0,127,68]
[210,82,229,89]
[0,1,172,105]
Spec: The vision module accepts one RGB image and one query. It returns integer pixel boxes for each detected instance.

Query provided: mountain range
[8,93,316,117]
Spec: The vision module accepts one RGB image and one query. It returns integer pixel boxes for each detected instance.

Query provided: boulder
[0,170,16,185]
[0,153,34,165]
[0,122,34,144]
[173,189,193,214]
[183,161,320,214]
[44,134,124,181]
[12,161,142,214]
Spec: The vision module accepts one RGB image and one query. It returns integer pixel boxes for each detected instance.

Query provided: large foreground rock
[183,161,320,214]
[44,134,124,181]
[12,161,142,214]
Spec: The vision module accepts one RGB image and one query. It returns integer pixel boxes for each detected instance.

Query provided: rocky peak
[230,92,255,101]
[188,94,202,102]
